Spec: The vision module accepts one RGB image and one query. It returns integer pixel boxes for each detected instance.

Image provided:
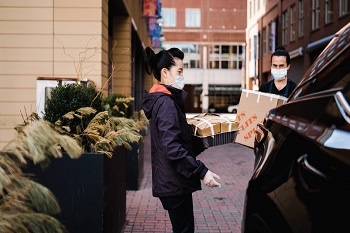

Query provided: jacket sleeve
[191,134,208,157]
[154,97,208,180]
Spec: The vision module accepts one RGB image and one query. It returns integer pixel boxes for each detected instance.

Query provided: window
[298,0,304,37]
[163,43,200,68]
[162,8,176,27]
[325,0,334,23]
[209,45,243,69]
[262,27,267,54]
[268,22,276,52]
[312,0,320,30]
[282,11,288,45]
[340,0,350,16]
[250,38,254,61]
[290,5,296,42]
[253,0,256,15]
[249,0,252,18]
[185,8,201,27]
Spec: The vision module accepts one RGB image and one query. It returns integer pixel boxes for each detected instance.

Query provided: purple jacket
[142,84,208,197]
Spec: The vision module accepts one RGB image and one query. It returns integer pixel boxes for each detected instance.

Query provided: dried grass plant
[54,107,142,158]
[0,113,83,233]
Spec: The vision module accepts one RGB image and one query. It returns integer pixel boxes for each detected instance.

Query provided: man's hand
[203,170,221,188]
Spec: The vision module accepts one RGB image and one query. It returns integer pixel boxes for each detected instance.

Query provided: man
[259,47,297,98]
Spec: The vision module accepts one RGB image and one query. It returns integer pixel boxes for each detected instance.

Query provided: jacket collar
[149,83,171,94]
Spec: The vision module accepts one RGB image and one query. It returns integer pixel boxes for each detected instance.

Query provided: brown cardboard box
[235,89,287,148]
[187,115,221,136]
[218,116,240,133]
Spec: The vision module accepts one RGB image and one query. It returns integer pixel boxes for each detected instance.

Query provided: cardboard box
[218,116,240,133]
[187,114,240,147]
[235,90,287,148]
[187,114,221,136]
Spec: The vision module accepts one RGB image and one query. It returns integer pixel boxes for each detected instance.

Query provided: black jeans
[159,193,195,233]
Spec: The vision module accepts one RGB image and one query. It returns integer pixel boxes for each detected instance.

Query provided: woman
[142,47,221,233]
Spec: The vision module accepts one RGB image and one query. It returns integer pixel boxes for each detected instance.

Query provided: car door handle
[297,154,328,192]
[335,91,350,124]
[297,154,327,180]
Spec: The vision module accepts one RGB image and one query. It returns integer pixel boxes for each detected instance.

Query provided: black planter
[126,141,144,190]
[23,147,127,233]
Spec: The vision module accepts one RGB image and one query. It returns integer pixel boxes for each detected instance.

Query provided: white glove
[203,170,221,188]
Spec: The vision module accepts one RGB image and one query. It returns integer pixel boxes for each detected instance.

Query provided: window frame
[340,0,350,17]
[312,0,320,30]
[162,8,177,27]
[185,8,201,28]
[209,45,243,70]
[298,0,304,37]
[282,10,288,45]
[290,5,296,42]
[262,27,267,54]
[325,0,334,24]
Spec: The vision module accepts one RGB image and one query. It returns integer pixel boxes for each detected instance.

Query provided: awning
[306,34,334,53]
[194,85,242,95]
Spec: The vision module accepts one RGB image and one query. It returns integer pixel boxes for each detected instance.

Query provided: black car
[242,23,350,233]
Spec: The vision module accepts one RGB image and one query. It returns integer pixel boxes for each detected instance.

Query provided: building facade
[161,0,247,113]
[0,0,154,149]
[246,0,350,90]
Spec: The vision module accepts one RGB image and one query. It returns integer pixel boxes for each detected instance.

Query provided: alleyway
[123,132,255,233]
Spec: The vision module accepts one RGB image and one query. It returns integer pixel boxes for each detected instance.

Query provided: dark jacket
[142,83,208,197]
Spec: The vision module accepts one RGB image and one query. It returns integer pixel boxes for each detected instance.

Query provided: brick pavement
[123,132,255,233]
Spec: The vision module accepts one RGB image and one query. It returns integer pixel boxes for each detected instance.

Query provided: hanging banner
[152,37,161,48]
[148,18,161,37]
[143,0,157,17]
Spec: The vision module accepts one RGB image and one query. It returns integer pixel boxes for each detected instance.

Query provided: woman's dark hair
[144,47,184,81]
[271,46,290,65]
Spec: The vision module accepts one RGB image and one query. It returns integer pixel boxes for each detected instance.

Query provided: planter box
[126,141,144,190]
[23,147,127,233]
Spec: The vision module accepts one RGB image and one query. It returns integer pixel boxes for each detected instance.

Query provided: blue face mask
[170,75,185,90]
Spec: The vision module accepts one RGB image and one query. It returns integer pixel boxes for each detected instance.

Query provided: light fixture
[159,34,166,42]
[156,16,164,26]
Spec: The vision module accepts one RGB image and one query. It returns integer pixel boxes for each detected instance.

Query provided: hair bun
[275,46,286,52]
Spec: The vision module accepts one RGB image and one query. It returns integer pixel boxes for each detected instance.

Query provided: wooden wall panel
[112,16,132,96]
[0,0,106,148]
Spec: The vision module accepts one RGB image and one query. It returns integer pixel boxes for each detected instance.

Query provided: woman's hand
[203,170,221,188]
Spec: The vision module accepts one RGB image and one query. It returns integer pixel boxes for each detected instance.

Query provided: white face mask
[170,75,185,90]
[271,68,288,81]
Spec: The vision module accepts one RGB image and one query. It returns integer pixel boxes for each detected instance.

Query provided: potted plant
[1,113,83,233]
[103,94,149,190]
[25,81,142,233]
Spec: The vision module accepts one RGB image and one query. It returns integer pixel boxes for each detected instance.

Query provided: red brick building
[161,0,247,112]
[246,0,350,90]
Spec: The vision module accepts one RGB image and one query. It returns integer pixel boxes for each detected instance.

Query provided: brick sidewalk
[123,133,255,233]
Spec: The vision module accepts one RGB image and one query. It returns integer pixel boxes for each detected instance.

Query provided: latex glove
[203,170,221,188]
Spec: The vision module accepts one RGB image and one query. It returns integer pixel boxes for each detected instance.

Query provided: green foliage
[102,94,149,133]
[44,82,103,136]
[103,93,134,118]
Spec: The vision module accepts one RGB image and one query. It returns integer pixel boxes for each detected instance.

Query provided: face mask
[271,68,288,81]
[169,75,185,90]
